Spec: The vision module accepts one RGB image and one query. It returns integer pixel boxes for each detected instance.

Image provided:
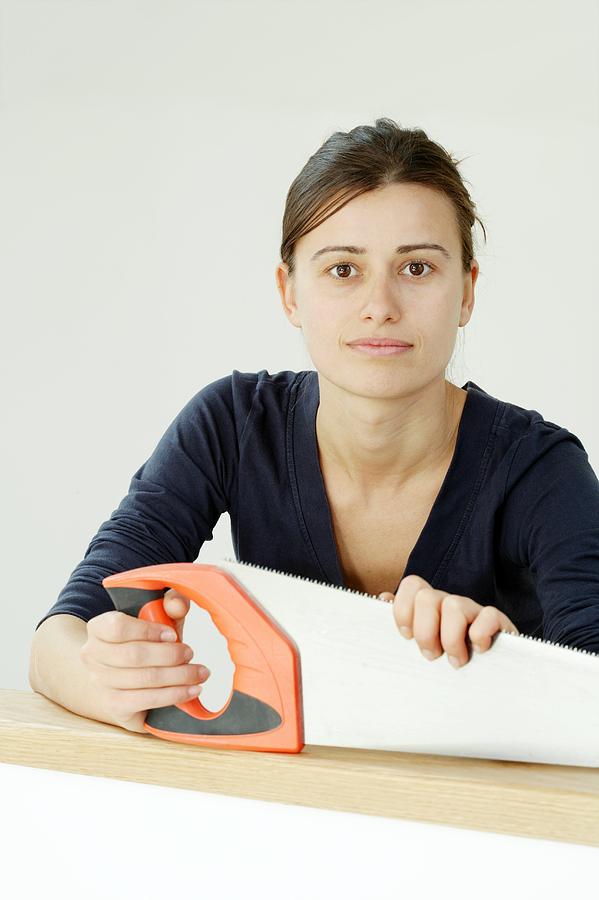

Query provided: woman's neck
[314,376,466,498]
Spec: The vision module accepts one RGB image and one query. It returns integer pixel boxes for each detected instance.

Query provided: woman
[30,118,599,733]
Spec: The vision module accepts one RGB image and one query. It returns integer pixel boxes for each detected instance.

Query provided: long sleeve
[500,423,599,654]
[35,373,240,631]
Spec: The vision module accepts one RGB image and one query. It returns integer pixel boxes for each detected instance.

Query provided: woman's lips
[349,343,413,356]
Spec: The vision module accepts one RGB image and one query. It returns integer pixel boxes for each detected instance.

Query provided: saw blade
[215,555,599,767]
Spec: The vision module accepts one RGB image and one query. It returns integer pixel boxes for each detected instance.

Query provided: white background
[1,762,598,898]
[2,0,598,705]
[1,0,598,878]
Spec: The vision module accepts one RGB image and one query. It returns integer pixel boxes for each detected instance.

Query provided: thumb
[163,590,190,641]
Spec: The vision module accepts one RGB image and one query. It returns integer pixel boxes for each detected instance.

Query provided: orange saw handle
[102,562,304,752]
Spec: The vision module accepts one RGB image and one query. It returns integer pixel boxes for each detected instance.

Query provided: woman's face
[276,182,478,399]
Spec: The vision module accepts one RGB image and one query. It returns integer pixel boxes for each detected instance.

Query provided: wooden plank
[1,688,598,846]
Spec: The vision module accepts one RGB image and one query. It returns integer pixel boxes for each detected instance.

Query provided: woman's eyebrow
[310,242,451,261]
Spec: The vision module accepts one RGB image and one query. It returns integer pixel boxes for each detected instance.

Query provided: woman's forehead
[299,187,459,259]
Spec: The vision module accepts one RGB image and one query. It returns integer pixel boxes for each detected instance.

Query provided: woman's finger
[394,575,451,660]
[468,606,520,652]
[391,574,429,639]
[412,587,447,659]
[163,589,191,641]
[439,594,486,666]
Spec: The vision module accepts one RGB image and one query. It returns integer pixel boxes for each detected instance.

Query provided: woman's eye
[326,260,433,280]
[401,260,433,278]
[327,263,358,279]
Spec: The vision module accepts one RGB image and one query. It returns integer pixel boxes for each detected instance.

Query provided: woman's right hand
[80,588,211,733]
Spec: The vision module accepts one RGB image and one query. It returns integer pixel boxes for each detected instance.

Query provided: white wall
[2,0,598,690]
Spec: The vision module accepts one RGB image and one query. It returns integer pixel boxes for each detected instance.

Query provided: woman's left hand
[379,574,520,669]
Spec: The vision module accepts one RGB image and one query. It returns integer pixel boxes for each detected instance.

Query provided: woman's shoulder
[181,367,307,407]
[465,381,593,485]
[231,367,307,393]
[465,380,586,445]
[173,368,309,439]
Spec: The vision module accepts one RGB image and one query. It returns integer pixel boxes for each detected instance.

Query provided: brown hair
[280,117,486,277]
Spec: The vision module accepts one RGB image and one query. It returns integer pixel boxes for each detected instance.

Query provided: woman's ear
[276,262,302,329]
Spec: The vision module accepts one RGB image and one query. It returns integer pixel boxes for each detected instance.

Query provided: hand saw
[102,558,599,767]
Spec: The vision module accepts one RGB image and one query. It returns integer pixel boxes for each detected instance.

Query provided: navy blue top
[36,369,599,654]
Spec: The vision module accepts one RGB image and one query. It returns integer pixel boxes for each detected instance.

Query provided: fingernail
[422,649,435,660]
[160,630,177,641]
[187,684,202,696]
[472,644,481,653]
[448,655,461,669]
[399,627,412,639]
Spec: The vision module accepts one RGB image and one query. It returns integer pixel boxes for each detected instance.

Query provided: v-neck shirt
[294,373,478,594]
[36,368,599,655]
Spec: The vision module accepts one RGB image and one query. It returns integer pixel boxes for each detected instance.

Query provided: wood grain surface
[1,688,598,847]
